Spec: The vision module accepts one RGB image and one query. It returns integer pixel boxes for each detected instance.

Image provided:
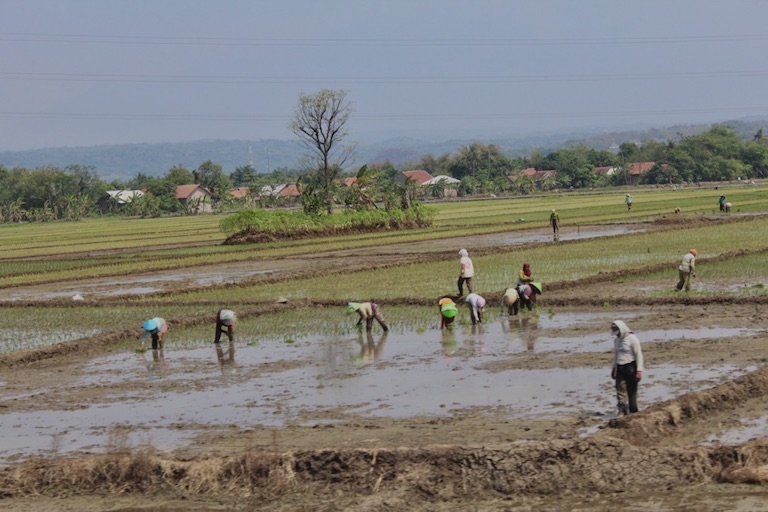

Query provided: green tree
[165,165,195,186]
[195,160,232,201]
[230,164,259,187]
[288,88,355,214]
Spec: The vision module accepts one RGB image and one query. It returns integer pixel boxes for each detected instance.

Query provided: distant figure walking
[625,194,633,211]
[676,249,697,292]
[719,195,726,212]
[457,248,475,296]
[549,209,560,236]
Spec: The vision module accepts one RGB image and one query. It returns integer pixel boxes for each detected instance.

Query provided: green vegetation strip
[161,216,768,302]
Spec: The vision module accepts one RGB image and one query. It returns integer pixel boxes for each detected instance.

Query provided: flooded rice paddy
[0,309,758,465]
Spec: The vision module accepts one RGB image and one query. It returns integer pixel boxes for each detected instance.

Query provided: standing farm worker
[501,287,521,316]
[719,195,726,212]
[464,293,486,325]
[549,209,559,236]
[347,300,389,333]
[140,317,168,350]
[438,296,458,329]
[611,320,645,416]
[214,308,237,343]
[625,194,633,211]
[457,248,475,296]
[676,249,698,292]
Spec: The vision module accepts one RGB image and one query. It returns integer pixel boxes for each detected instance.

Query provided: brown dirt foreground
[3,303,768,511]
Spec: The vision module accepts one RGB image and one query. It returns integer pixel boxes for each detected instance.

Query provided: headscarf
[459,248,468,258]
[522,262,531,277]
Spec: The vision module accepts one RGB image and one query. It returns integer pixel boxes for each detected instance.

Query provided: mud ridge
[4,436,768,500]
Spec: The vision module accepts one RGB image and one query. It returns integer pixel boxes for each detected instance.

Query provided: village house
[98,190,144,214]
[626,162,655,185]
[394,170,434,186]
[175,184,213,213]
[507,168,558,190]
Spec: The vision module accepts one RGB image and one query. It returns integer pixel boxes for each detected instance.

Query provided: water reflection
[354,331,388,365]
[500,314,540,352]
[144,349,167,380]
[215,341,237,376]
[441,328,458,357]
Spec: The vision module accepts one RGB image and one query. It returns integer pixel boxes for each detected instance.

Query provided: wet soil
[2,216,768,511]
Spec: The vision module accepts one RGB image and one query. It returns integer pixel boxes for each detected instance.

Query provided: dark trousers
[457,276,473,295]
[615,361,639,414]
[215,321,234,343]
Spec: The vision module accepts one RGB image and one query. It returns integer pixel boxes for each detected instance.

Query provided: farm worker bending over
[214,308,237,343]
[611,320,644,416]
[347,300,389,333]
[517,262,539,304]
[140,317,168,350]
[457,248,475,296]
[676,249,698,292]
[464,293,486,325]
[501,287,520,316]
[438,296,458,329]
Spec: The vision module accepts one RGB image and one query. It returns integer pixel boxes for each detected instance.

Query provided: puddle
[0,267,276,301]
[704,415,768,445]
[0,310,758,464]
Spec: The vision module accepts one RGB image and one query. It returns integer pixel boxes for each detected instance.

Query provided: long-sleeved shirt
[679,253,696,273]
[612,321,644,371]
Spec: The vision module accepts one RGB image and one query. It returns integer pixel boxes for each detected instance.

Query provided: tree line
[1,125,766,224]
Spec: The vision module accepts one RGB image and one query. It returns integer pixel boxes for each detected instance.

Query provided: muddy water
[0,311,756,465]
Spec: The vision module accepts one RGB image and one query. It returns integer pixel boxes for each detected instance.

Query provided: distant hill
[1,118,766,182]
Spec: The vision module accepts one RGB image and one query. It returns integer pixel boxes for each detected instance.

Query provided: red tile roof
[627,162,655,176]
[400,170,433,185]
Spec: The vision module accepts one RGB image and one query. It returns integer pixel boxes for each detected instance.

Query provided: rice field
[1,183,767,353]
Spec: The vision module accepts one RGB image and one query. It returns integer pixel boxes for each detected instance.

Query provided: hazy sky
[2,0,768,151]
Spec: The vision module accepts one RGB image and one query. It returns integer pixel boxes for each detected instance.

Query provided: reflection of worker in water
[519,315,539,352]
[214,309,237,343]
[549,209,560,236]
[347,300,389,333]
[464,292,486,324]
[441,327,458,357]
[439,296,458,329]
[144,347,167,380]
[355,331,388,364]
[611,320,644,416]
[457,248,475,296]
[140,317,168,350]
[215,340,237,375]
[501,287,520,316]
[676,249,697,292]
